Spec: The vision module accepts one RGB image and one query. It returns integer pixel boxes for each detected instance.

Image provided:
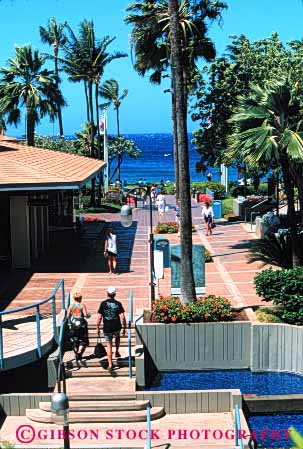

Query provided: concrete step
[66,393,136,401]
[87,330,136,338]
[88,338,135,348]
[39,400,150,412]
[63,345,135,362]
[66,366,135,378]
[65,356,135,369]
[26,407,164,423]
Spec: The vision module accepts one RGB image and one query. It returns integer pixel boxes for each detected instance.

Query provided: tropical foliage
[151,295,233,323]
[0,45,65,145]
[40,17,67,136]
[108,136,141,182]
[255,267,303,324]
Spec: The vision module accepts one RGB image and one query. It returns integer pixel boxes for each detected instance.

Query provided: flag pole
[104,108,109,193]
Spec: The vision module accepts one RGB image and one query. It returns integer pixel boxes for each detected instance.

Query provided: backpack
[69,303,84,330]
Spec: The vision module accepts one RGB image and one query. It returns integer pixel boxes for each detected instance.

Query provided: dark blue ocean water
[120,133,238,183]
[248,414,303,448]
[147,370,303,395]
[51,133,238,183]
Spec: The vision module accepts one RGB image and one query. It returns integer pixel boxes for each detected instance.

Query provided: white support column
[10,196,31,268]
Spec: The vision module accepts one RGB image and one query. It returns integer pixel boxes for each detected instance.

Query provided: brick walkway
[0,196,270,317]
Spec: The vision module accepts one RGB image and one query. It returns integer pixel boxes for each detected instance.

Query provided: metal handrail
[57,292,70,394]
[146,404,152,449]
[0,278,65,316]
[0,278,65,370]
[128,289,133,378]
[234,404,244,449]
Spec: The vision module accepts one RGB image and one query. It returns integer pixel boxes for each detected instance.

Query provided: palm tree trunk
[84,80,90,123]
[88,80,95,207]
[169,0,196,303]
[95,80,102,207]
[54,49,64,137]
[281,152,298,267]
[172,91,180,200]
[116,107,122,182]
[26,106,35,146]
[116,107,120,137]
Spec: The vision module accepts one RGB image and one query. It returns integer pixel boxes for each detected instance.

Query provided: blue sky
[1,0,303,136]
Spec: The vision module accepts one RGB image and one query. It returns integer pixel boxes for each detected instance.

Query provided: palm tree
[39,18,67,137]
[125,0,226,199]
[0,45,65,146]
[168,0,196,302]
[99,79,128,181]
[227,79,303,266]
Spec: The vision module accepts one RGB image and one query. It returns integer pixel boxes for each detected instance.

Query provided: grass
[222,197,233,216]
[75,202,121,214]
[255,307,283,323]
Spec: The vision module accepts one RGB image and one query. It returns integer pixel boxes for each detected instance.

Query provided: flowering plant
[151,295,233,323]
[83,216,102,223]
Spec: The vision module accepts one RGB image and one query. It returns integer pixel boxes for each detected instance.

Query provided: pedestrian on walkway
[96,287,126,372]
[157,192,166,217]
[67,292,90,361]
[201,201,214,236]
[104,228,118,274]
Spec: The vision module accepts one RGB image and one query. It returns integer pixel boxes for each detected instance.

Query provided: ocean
[120,133,238,184]
[60,132,238,184]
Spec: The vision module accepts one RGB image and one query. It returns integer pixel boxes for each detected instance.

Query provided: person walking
[96,287,126,372]
[157,192,166,217]
[67,292,90,361]
[104,228,118,274]
[201,201,214,236]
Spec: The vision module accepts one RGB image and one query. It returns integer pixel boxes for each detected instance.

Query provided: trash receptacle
[154,237,170,268]
[212,200,222,219]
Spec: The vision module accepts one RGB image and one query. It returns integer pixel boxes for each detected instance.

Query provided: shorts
[204,216,213,224]
[104,330,121,343]
[107,251,117,258]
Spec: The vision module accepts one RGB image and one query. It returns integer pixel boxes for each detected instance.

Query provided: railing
[234,404,244,449]
[128,289,133,378]
[57,292,70,394]
[250,197,287,230]
[0,278,65,370]
[146,404,152,449]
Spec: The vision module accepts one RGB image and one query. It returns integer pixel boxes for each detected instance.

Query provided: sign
[154,250,164,279]
[171,244,206,295]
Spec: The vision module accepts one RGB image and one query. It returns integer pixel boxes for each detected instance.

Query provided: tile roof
[0,139,105,190]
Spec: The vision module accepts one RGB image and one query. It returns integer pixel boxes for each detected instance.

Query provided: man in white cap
[96,287,126,372]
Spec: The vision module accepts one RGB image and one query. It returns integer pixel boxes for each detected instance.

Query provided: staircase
[26,319,165,423]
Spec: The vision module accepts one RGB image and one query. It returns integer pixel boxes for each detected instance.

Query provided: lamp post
[120,186,155,302]
[51,392,70,449]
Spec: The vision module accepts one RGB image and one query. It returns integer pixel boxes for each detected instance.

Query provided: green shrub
[257,182,268,196]
[222,197,233,216]
[205,248,213,262]
[161,183,176,194]
[151,295,233,323]
[255,308,283,323]
[156,222,195,233]
[250,232,303,269]
[254,267,303,324]
[230,185,255,197]
[191,181,226,199]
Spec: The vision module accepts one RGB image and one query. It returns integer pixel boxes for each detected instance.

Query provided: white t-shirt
[107,235,117,254]
[201,206,214,218]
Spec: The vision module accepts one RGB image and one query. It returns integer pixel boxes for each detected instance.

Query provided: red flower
[220,313,225,318]
[171,316,177,322]
[164,316,168,320]
[204,313,210,319]
[160,312,165,316]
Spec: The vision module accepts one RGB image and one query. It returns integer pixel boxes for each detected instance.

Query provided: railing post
[65,292,71,310]
[52,295,57,341]
[61,279,65,311]
[146,405,151,449]
[128,289,133,379]
[0,315,3,370]
[36,305,42,358]
[235,405,238,447]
